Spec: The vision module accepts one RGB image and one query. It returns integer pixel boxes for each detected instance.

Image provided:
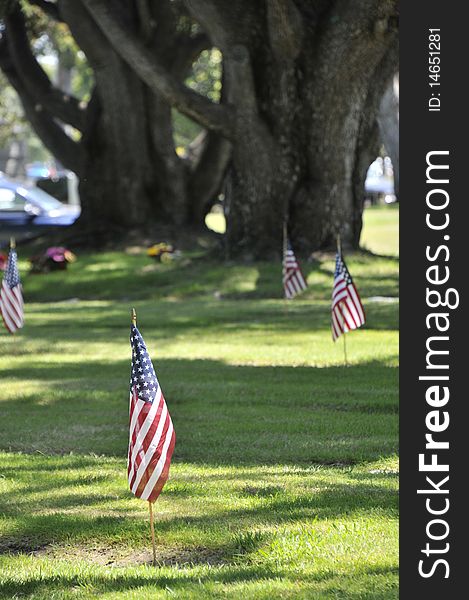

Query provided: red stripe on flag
[147,428,176,502]
[134,411,172,499]
[128,395,165,490]
[350,284,365,324]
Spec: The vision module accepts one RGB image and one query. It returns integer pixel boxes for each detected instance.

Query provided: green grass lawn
[361,204,399,257]
[0,207,398,599]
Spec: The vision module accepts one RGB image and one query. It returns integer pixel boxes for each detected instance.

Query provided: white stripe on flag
[331,310,341,340]
[343,298,359,328]
[341,302,356,330]
[140,421,174,501]
[127,396,145,481]
[131,402,168,494]
[2,290,22,320]
[349,285,365,324]
[128,388,162,483]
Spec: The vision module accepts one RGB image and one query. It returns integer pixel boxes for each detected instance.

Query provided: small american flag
[283,238,307,299]
[331,251,365,341]
[0,248,24,334]
[128,323,175,502]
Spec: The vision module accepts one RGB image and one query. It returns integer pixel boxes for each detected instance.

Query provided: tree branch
[183,0,258,52]
[0,37,84,174]
[266,0,304,63]
[59,0,117,73]
[377,75,399,196]
[313,0,398,81]
[28,0,61,21]
[223,45,258,115]
[350,38,398,242]
[5,5,86,131]
[136,0,154,42]
[79,0,233,137]
[171,32,211,78]
[188,130,232,221]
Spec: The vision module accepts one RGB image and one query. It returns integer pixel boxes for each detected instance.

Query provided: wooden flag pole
[131,307,137,327]
[336,235,348,365]
[282,222,288,310]
[149,500,157,566]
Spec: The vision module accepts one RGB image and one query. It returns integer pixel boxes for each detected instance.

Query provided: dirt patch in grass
[0,539,49,555]
[1,540,229,568]
[241,484,284,497]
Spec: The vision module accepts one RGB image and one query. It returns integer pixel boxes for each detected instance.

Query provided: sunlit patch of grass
[361,204,399,257]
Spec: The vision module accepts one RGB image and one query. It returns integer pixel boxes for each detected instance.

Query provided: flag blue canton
[130,324,160,403]
[334,253,352,286]
[5,250,20,288]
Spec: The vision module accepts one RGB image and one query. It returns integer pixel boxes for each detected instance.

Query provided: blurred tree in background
[0,0,398,256]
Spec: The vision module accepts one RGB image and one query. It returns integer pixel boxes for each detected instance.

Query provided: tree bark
[287,0,398,253]
[186,0,399,256]
[378,74,399,198]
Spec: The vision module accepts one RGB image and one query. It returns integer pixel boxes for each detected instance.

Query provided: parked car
[25,161,58,180]
[25,162,80,206]
[0,177,80,227]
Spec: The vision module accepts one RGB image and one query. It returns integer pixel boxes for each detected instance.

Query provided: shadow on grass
[0,474,398,532]
[0,357,398,463]
[0,561,398,598]
[12,296,398,338]
[0,473,398,563]
[21,249,398,304]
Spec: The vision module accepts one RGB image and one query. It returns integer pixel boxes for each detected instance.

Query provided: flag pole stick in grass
[336,234,348,366]
[332,234,365,366]
[337,235,347,366]
[343,330,348,365]
[149,500,157,567]
[128,307,176,566]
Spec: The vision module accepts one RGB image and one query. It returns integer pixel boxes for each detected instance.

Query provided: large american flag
[331,251,365,341]
[128,324,175,502]
[283,238,307,299]
[0,248,24,334]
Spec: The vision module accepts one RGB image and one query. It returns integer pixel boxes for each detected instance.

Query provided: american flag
[128,323,175,502]
[331,251,365,341]
[0,248,24,334]
[283,238,307,299]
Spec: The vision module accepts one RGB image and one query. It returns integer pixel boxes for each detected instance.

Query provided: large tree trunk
[61,0,213,234]
[215,0,399,256]
[177,0,399,257]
